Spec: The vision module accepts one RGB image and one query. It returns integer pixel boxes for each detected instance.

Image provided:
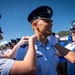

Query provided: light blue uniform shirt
[16,39,59,75]
[16,46,28,60]
[65,42,75,75]
[0,59,14,75]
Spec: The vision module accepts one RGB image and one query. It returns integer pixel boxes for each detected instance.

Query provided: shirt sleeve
[16,46,28,60]
[0,59,15,75]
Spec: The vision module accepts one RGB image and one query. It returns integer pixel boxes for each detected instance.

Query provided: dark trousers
[57,62,67,75]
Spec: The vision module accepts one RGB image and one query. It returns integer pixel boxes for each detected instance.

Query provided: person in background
[52,32,56,36]
[4,43,11,54]
[0,35,37,75]
[65,20,75,75]
[48,27,75,64]
[10,39,17,59]
[1,45,5,54]
[67,35,72,43]
[0,46,2,54]
[55,34,67,75]
[16,38,21,43]
[8,42,13,50]
[10,39,17,49]
[0,50,1,54]
[0,14,3,40]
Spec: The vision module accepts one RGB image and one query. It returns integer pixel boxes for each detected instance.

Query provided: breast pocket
[37,55,48,75]
[37,55,47,66]
[52,54,59,67]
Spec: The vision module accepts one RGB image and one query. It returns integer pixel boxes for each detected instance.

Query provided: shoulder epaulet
[20,43,28,48]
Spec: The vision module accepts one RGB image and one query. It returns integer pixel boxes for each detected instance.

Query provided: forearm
[23,39,37,73]
[9,35,37,75]
[9,42,37,75]
[54,43,70,56]
[64,51,75,63]
[54,43,75,63]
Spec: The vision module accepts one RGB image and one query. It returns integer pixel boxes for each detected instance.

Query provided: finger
[21,36,29,40]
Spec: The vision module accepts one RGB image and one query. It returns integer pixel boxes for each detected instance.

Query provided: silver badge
[47,8,51,14]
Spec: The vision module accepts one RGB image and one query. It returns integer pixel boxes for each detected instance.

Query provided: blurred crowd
[0,38,20,54]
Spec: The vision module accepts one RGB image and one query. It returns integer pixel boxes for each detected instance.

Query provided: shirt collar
[45,39,52,49]
[35,39,52,50]
[71,42,75,46]
[35,40,42,50]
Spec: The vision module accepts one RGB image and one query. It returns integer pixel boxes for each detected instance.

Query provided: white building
[60,36,68,41]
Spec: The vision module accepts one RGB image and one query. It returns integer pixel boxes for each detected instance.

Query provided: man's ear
[33,23,38,29]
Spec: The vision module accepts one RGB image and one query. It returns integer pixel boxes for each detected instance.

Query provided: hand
[17,36,29,46]
[48,35,58,45]
[29,35,37,45]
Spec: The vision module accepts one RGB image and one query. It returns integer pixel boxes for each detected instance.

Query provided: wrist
[29,39,34,44]
[16,42,22,47]
[14,44,20,49]
[29,38,35,46]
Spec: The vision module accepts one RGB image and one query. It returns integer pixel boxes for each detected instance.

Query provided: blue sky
[0,0,75,42]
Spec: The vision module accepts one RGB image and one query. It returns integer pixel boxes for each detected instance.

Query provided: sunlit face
[36,19,53,36]
[72,31,75,42]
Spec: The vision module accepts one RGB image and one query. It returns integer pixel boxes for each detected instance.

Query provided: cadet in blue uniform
[65,20,75,75]
[16,6,59,75]
[55,35,67,75]
[68,35,72,43]
[10,39,17,48]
